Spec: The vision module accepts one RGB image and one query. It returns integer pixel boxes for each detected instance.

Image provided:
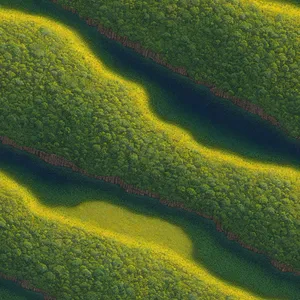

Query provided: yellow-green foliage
[0,171,265,300]
[53,0,300,137]
[0,9,300,272]
[2,144,300,299]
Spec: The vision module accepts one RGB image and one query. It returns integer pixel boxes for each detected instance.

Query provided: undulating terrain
[0,0,299,299]
[53,0,300,137]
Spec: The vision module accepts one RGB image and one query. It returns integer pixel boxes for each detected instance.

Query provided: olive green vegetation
[0,289,24,300]
[1,144,300,299]
[5,0,300,168]
[0,172,255,300]
[52,0,300,138]
[1,9,300,274]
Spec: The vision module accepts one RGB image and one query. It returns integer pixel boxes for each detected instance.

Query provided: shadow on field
[2,0,300,169]
[1,1,300,298]
[0,277,43,300]
[1,144,300,299]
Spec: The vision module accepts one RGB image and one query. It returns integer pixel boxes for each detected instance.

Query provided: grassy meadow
[51,0,300,137]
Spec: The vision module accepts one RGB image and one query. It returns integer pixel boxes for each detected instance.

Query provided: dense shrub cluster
[0,179,235,300]
[54,0,300,137]
[0,12,300,273]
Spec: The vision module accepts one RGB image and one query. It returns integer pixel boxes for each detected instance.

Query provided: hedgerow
[0,9,300,274]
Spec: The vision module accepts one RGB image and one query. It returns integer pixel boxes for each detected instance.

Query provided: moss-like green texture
[0,10,300,274]
[53,0,300,137]
[0,174,240,300]
[2,144,300,299]
[0,279,42,300]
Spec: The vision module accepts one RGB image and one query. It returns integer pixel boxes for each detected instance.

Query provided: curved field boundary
[0,8,300,274]
[1,135,300,278]
[0,171,266,300]
[50,0,300,138]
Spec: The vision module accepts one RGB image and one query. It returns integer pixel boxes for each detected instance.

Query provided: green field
[1,144,300,299]
[49,0,300,138]
[0,167,266,300]
[0,5,300,273]
[0,2,300,299]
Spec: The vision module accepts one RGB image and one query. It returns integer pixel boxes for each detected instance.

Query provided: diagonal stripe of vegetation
[51,0,300,137]
[0,171,267,300]
[0,8,300,276]
[1,144,300,298]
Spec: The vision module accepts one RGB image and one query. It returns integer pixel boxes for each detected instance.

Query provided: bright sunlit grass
[0,171,267,300]
[1,8,299,190]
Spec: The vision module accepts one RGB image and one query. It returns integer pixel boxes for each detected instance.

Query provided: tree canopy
[54,0,300,137]
[0,8,300,279]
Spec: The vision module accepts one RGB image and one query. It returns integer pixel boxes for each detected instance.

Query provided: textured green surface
[0,171,246,300]
[52,0,300,137]
[0,7,300,273]
[1,144,300,299]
